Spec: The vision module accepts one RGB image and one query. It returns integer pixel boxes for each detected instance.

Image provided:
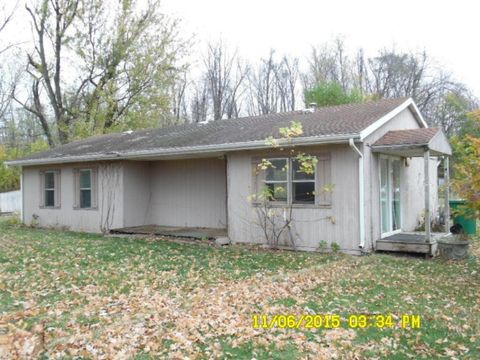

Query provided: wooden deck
[376,233,445,256]
[110,225,228,239]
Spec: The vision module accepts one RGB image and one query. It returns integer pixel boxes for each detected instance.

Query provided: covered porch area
[111,225,228,240]
[371,128,452,256]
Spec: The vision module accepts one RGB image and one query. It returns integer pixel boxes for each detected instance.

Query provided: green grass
[1,217,479,359]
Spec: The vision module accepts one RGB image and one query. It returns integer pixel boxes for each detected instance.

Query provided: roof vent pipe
[303,102,317,114]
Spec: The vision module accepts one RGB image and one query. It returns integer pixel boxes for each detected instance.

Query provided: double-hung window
[264,158,289,202]
[44,171,56,207]
[40,170,60,208]
[79,169,92,208]
[74,168,97,209]
[291,159,315,204]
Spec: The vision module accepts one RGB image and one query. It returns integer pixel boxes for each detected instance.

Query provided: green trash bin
[449,199,477,235]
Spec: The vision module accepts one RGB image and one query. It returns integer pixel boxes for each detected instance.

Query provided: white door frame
[380,155,402,238]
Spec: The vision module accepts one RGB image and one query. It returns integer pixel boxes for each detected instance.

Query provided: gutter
[349,138,365,249]
[6,133,360,166]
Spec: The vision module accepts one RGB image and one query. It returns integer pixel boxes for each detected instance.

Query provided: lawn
[0,218,479,359]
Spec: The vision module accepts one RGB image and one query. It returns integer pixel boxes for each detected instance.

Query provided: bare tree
[274,56,299,112]
[201,40,247,121]
[247,50,279,115]
[0,0,19,55]
[171,71,189,123]
[304,40,478,135]
[304,38,353,91]
[190,78,209,123]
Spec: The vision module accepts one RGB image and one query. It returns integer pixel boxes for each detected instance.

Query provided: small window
[44,171,56,207]
[263,158,288,202]
[79,169,92,208]
[292,159,315,204]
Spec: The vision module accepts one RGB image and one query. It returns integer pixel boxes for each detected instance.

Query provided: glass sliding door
[391,159,401,231]
[380,157,402,236]
[380,158,390,234]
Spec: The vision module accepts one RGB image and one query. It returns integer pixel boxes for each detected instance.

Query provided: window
[292,159,315,204]
[40,170,60,208]
[79,169,92,208]
[254,154,331,207]
[44,171,55,207]
[264,158,288,202]
[74,168,97,209]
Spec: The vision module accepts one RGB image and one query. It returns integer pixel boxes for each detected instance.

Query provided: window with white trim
[40,169,60,208]
[74,168,98,209]
[79,169,92,208]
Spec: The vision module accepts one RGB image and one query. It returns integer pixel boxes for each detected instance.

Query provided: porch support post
[424,149,431,243]
[444,156,450,233]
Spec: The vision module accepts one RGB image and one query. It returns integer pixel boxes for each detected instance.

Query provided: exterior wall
[363,108,439,249]
[148,158,227,228]
[227,144,361,254]
[123,161,151,227]
[22,162,124,233]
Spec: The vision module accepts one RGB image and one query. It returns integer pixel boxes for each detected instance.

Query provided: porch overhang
[370,128,452,157]
[372,127,453,247]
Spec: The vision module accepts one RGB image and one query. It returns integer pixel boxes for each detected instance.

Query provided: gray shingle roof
[11,97,410,165]
[373,128,440,147]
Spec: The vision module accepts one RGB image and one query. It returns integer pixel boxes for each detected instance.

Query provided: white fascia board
[359,98,428,140]
[6,133,360,166]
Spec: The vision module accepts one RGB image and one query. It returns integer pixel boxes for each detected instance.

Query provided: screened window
[79,169,92,208]
[44,171,56,207]
[292,159,315,204]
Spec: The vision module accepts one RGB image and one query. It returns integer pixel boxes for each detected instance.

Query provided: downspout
[349,139,365,249]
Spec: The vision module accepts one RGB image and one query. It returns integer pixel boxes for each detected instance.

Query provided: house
[6,98,452,255]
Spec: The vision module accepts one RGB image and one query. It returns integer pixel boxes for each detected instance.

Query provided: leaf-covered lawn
[0,218,479,359]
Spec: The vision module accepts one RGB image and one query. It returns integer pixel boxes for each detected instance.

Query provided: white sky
[163,0,480,96]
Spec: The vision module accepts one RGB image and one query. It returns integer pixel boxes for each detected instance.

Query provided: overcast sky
[163,0,480,96]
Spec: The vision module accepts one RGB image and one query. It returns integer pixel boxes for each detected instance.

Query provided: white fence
[0,190,21,213]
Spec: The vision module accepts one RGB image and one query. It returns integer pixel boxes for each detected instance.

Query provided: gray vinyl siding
[226,144,361,254]
[363,108,438,249]
[123,161,151,227]
[22,162,124,232]
[147,158,227,229]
